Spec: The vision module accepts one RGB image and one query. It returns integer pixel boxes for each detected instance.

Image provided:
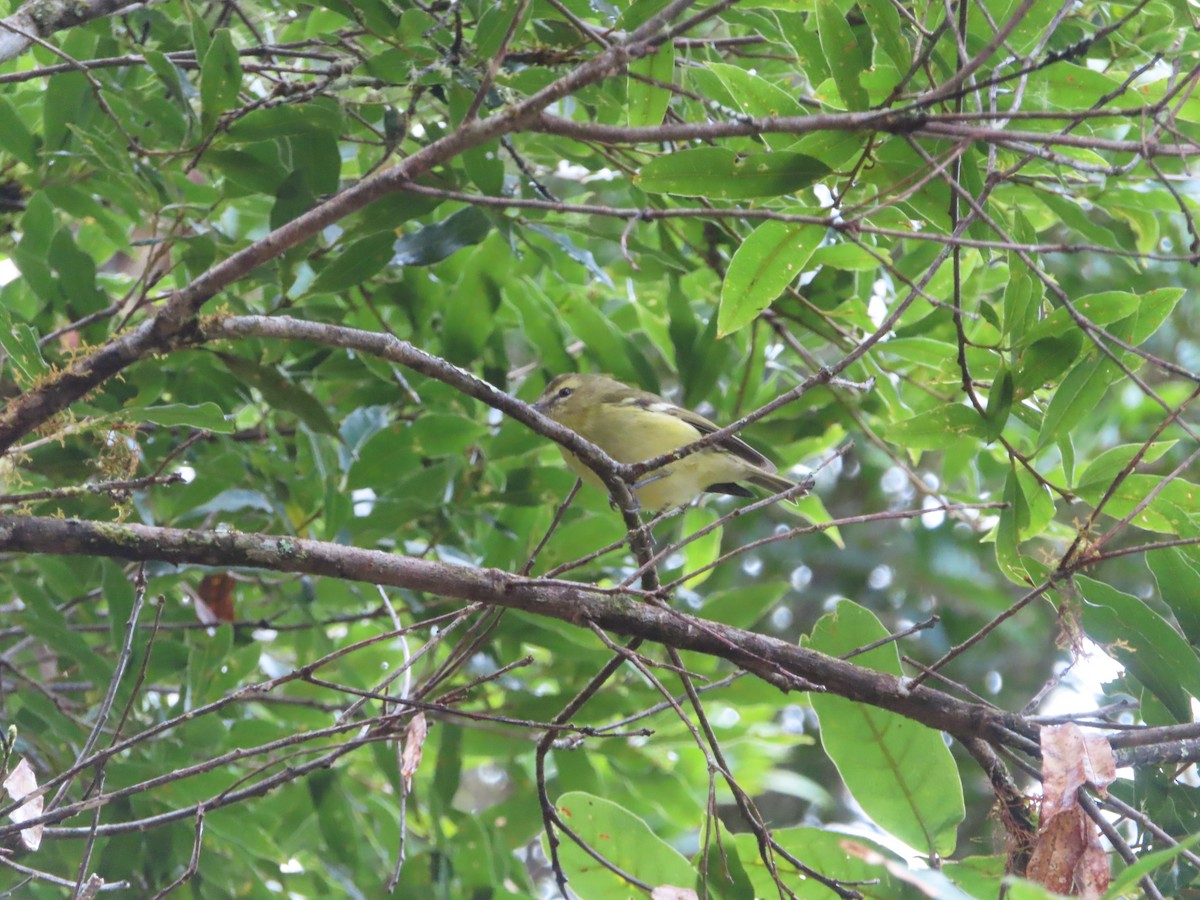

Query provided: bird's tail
[748,471,812,505]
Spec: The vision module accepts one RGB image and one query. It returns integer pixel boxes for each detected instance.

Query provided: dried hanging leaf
[1041,723,1117,817]
[1027,724,1113,898]
[651,887,698,900]
[3,758,44,851]
[195,573,237,625]
[401,712,428,794]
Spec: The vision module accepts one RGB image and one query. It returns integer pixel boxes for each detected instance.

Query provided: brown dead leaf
[1041,723,1117,820]
[195,573,237,625]
[1028,724,1113,898]
[401,712,427,794]
[3,758,43,851]
[651,887,698,900]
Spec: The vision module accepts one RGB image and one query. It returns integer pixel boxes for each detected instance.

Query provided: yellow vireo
[533,373,804,511]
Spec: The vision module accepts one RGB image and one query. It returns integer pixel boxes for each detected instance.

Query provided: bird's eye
[557,387,574,399]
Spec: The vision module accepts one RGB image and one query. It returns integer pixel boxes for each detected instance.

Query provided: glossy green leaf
[1130,287,1185,344]
[636,148,829,198]
[806,601,963,856]
[225,100,344,143]
[311,232,396,294]
[627,42,674,127]
[122,403,233,432]
[679,505,722,588]
[889,404,988,451]
[1075,441,1176,489]
[809,242,882,270]
[816,4,867,108]
[551,792,697,893]
[217,355,340,436]
[407,413,490,457]
[1149,548,1200,647]
[859,0,909,70]
[392,207,492,266]
[1076,577,1200,722]
[731,827,926,899]
[0,305,49,385]
[983,367,1013,442]
[1011,332,1082,397]
[1037,353,1121,449]
[719,219,824,335]
[200,28,243,132]
[0,98,38,166]
[308,770,363,871]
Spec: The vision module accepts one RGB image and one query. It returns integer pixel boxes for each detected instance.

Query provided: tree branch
[0,513,1030,745]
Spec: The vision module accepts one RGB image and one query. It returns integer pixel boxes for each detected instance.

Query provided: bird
[532,373,804,511]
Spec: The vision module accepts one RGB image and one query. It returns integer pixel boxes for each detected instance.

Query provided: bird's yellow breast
[554,400,749,510]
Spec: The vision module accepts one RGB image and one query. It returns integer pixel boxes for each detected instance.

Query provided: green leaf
[122,403,233,433]
[0,98,38,166]
[392,207,492,266]
[627,41,674,127]
[1148,549,1200,647]
[1107,832,1200,896]
[1075,441,1176,489]
[308,770,363,871]
[145,49,191,106]
[0,305,49,385]
[270,170,317,231]
[889,404,988,452]
[983,367,1013,442]
[200,28,243,132]
[1130,287,1185,345]
[1037,353,1121,449]
[1021,291,1141,347]
[1014,469,1055,540]
[408,413,490,457]
[719,219,824,336]
[679,505,722,588]
[1075,576,1200,723]
[809,242,882,270]
[943,855,1007,898]
[636,148,829,198]
[805,601,963,856]
[1011,332,1082,397]
[475,0,532,58]
[1002,269,1034,341]
[527,225,614,288]
[816,4,868,109]
[995,469,1027,585]
[15,577,113,687]
[225,99,343,143]
[217,355,340,436]
[49,227,107,314]
[701,582,787,630]
[692,62,806,150]
[1074,473,1192,535]
[731,827,927,899]
[859,0,910,70]
[551,792,697,893]
[310,232,396,294]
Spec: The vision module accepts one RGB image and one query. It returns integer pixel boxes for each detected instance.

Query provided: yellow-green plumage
[533,373,799,511]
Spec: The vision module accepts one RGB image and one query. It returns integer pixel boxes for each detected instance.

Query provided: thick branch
[0,513,1026,745]
[0,0,140,64]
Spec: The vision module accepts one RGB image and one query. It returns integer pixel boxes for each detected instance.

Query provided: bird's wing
[619,391,777,473]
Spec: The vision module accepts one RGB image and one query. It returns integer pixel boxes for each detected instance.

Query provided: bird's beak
[532,396,548,414]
